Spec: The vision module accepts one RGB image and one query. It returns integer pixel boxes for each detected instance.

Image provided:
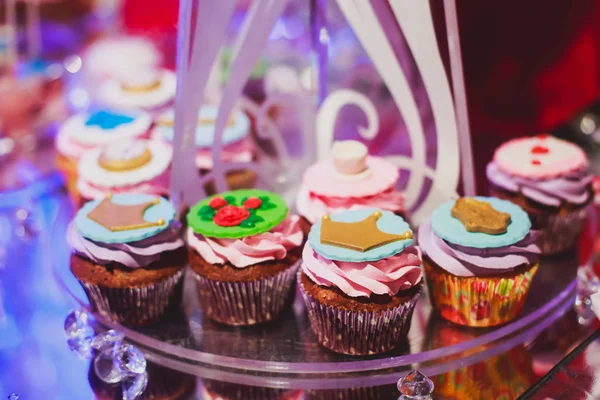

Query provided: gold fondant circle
[120,79,162,93]
[98,148,153,172]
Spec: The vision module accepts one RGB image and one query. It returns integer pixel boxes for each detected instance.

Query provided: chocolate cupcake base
[299,272,421,356]
[489,184,591,255]
[71,252,186,326]
[191,253,301,326]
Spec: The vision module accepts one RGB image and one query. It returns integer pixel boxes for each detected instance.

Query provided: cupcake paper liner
[424,260,538,327]
[194,259,301,326]
[78,268,184,326]
[530,205,590,255]
[202,380,303,400]
[489,186,590,255]
[305,385,398,400]
[298,271,421,356]
[55,154,80,205]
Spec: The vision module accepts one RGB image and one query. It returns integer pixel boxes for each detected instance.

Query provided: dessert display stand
[52,193,579,391]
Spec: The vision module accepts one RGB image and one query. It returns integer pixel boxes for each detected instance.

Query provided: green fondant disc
[187,189,288,239]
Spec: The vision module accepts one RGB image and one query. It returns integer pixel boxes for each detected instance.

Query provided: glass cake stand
[51,196,578,390]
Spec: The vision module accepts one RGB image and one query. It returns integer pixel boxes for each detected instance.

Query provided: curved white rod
[336,0,427,210]
[316,89,379,161]
[389,0,461,224]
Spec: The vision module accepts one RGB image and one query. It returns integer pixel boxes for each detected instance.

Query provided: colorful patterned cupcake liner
[432,346,534,399]
[299,271,421,356]
[77,268,184,326]
[194,259,300,326]
[531,205,590,255]
[424,259,538,327]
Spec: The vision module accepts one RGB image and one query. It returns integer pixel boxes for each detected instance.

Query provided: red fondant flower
[243,197,262,209]
[213,205,250,227]
[209,197,228,209]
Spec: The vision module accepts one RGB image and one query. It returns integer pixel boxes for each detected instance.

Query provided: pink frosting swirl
[295,185,404,224]
[301,244,422,298]
[56,132,93,160]
[77,169,170,200]
[187,216,303,268]
[152,131,254,170]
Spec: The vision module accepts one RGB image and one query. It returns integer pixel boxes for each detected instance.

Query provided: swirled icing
[487,161,592,207]
[301,244,422,298]
[295,185,404,224]
[418,221,540,277]
[187,216,303,268]
[68,221,184,268]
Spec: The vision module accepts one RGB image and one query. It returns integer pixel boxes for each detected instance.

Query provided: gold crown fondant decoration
[87,194,166,232]
[451,198,511,234]
[320,211,412,252]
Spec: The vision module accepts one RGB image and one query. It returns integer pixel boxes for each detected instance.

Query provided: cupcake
[186,189,303,326]
[68,193,186,326]
[486,135,593,254]
[98,68,176,113]
[419,196,540,327]
[55,109,152,202]
[77,139,171,204]
[155,106,256,193]
[295,140,405,235]
[299,208,422,355]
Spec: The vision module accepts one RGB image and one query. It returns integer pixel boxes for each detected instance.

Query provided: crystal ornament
[64,309,94,340]
[576,266,600,326]
[64,309,147,398]
[94,346,125,384]
[122,371,148,400]
[92,330,125,351]
[114,344,147,375]
[397,370,434,399]
[8,394,18,400]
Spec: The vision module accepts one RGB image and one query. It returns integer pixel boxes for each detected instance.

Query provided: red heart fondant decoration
[531,145,549,154]
[531,160,541,166]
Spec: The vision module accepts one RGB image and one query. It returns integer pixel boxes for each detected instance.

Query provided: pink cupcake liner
[531,205,589,255]
[78,269,184,326]
[194,260,301,326]
[298,271,421,356]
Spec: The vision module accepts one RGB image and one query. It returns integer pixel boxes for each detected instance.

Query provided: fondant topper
[320,210,412,252]
[451,197,511,235]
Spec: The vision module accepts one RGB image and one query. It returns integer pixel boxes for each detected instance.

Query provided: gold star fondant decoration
[451,198,511,234]
[320,211,412,252]
[87,194,166,232]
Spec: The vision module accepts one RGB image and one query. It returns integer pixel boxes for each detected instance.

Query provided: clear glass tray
[51,198,578,389]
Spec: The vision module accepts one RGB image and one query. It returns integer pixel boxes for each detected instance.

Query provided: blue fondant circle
[308,208,414,262]
[430,196,531,249]
[158,106,250,148]
[75,194,176,244]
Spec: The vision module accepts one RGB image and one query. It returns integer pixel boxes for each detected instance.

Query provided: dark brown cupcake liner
[202,380,303,400]
[194,259,300,326]
[531,205,589,255]
[298,271,421,356]
[78,269,184,326]
[305,385,398,400]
